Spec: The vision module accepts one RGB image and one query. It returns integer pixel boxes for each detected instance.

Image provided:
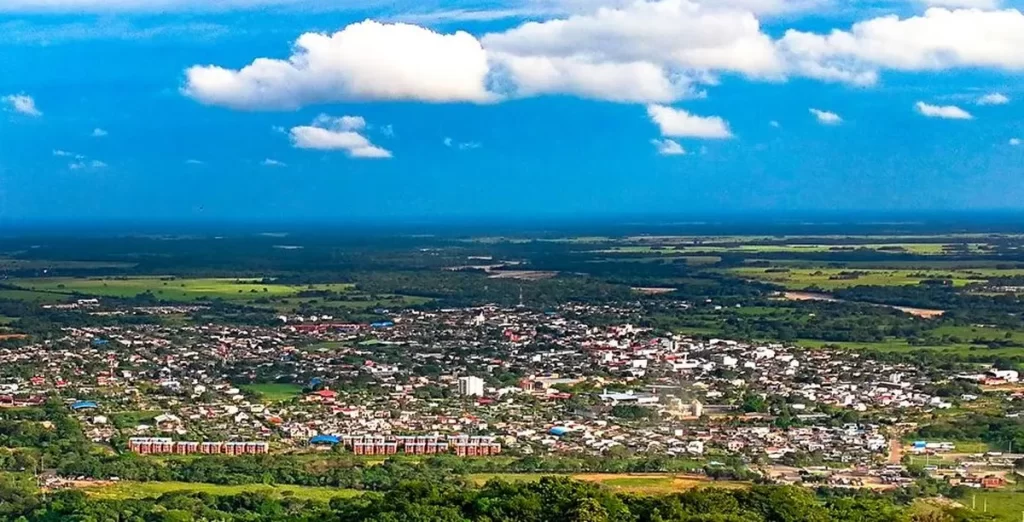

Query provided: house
[981,476,1005,489]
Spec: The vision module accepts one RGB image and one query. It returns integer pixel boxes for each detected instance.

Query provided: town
[3,298,1020,493]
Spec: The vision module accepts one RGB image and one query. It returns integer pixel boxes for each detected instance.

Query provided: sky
[1,0,1023,223]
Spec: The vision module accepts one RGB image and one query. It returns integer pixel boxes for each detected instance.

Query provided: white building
[459,376,485,397]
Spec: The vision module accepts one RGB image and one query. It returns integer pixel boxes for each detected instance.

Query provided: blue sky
[1,0,1023,223]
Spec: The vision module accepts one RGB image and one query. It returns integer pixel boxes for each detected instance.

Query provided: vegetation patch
[80,480,361,501]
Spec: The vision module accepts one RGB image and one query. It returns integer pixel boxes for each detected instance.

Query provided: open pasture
[595,243,987,256]
[9,277,353,302]
[468,473,744,494]
[239,383,304,402]
[80,480,361,501]
[727,267,1018,290]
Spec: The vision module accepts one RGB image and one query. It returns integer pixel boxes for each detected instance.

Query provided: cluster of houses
[0,299,1018,488]
[128,437,270,455]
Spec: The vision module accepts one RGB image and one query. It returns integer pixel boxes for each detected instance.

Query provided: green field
[0,288,71,304]
[596,243,985,256]
[10,277,353,302]
[730,267,991,290]
[468,473,742,494]
[81,481,361,501]
[931,325,1024,344]
[240,383,304,402]
[944,489,1024,522]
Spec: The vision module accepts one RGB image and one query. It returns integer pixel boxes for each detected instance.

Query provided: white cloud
[91,128,108,137]
[1010,137,1021,146]
[52,149,74,157]
[647,104,732,139]
[977,92,1010,105]
[483,0,783,102]
[769,120,780,127]
[779,8,1024,86]
[491,54,696,103]
[809,108,842,125]
[918,0,1000,8]
[915,101,973,119]
[444,137,482,150]
[290,114,392,158]
[262,158,287,167]
[68,159,108,170]
[184,20,494,109]
[185,159,205,165]
[2,94,41,116]
[651,138,686,155]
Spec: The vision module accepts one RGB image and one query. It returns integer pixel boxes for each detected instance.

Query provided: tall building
[458,376,485,397]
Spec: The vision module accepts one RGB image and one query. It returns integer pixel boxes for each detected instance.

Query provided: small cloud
[2,94,42,117]
[769,120,780,128]
[809,108,842,125]
[271,126,287,134]
[185,159,205,165]
[91,128,108,137]
[379,124,395,137]
[290,114,392,159]
[647,105,732,139]
[53,149,73,157]
[915,101,973,119]
[444,137,481,150]
[68,159,107,171]
[262,158,287,167]
[1010,138,1021,146]
[315,114,365,132]
[978,93,1010,106]
[650,138,685,156]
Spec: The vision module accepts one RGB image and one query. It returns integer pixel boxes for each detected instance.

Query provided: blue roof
[91,338,109,345]
[310,435,340,444]
[71,401,98,410]
[370,321,394,328]
[549,427,570,436]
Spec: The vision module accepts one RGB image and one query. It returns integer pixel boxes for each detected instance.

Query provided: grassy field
[932,325,1024,344]
[0,288,71,304]
[937,489,1024,522]
[730,267,989,290]
[240,383,304,402]
[468,473,744,494]
[10,277,353,302]
[596,243,986,256]
[81,481,361,501]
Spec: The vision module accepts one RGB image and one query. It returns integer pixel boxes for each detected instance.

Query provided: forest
[0,474,998,522]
